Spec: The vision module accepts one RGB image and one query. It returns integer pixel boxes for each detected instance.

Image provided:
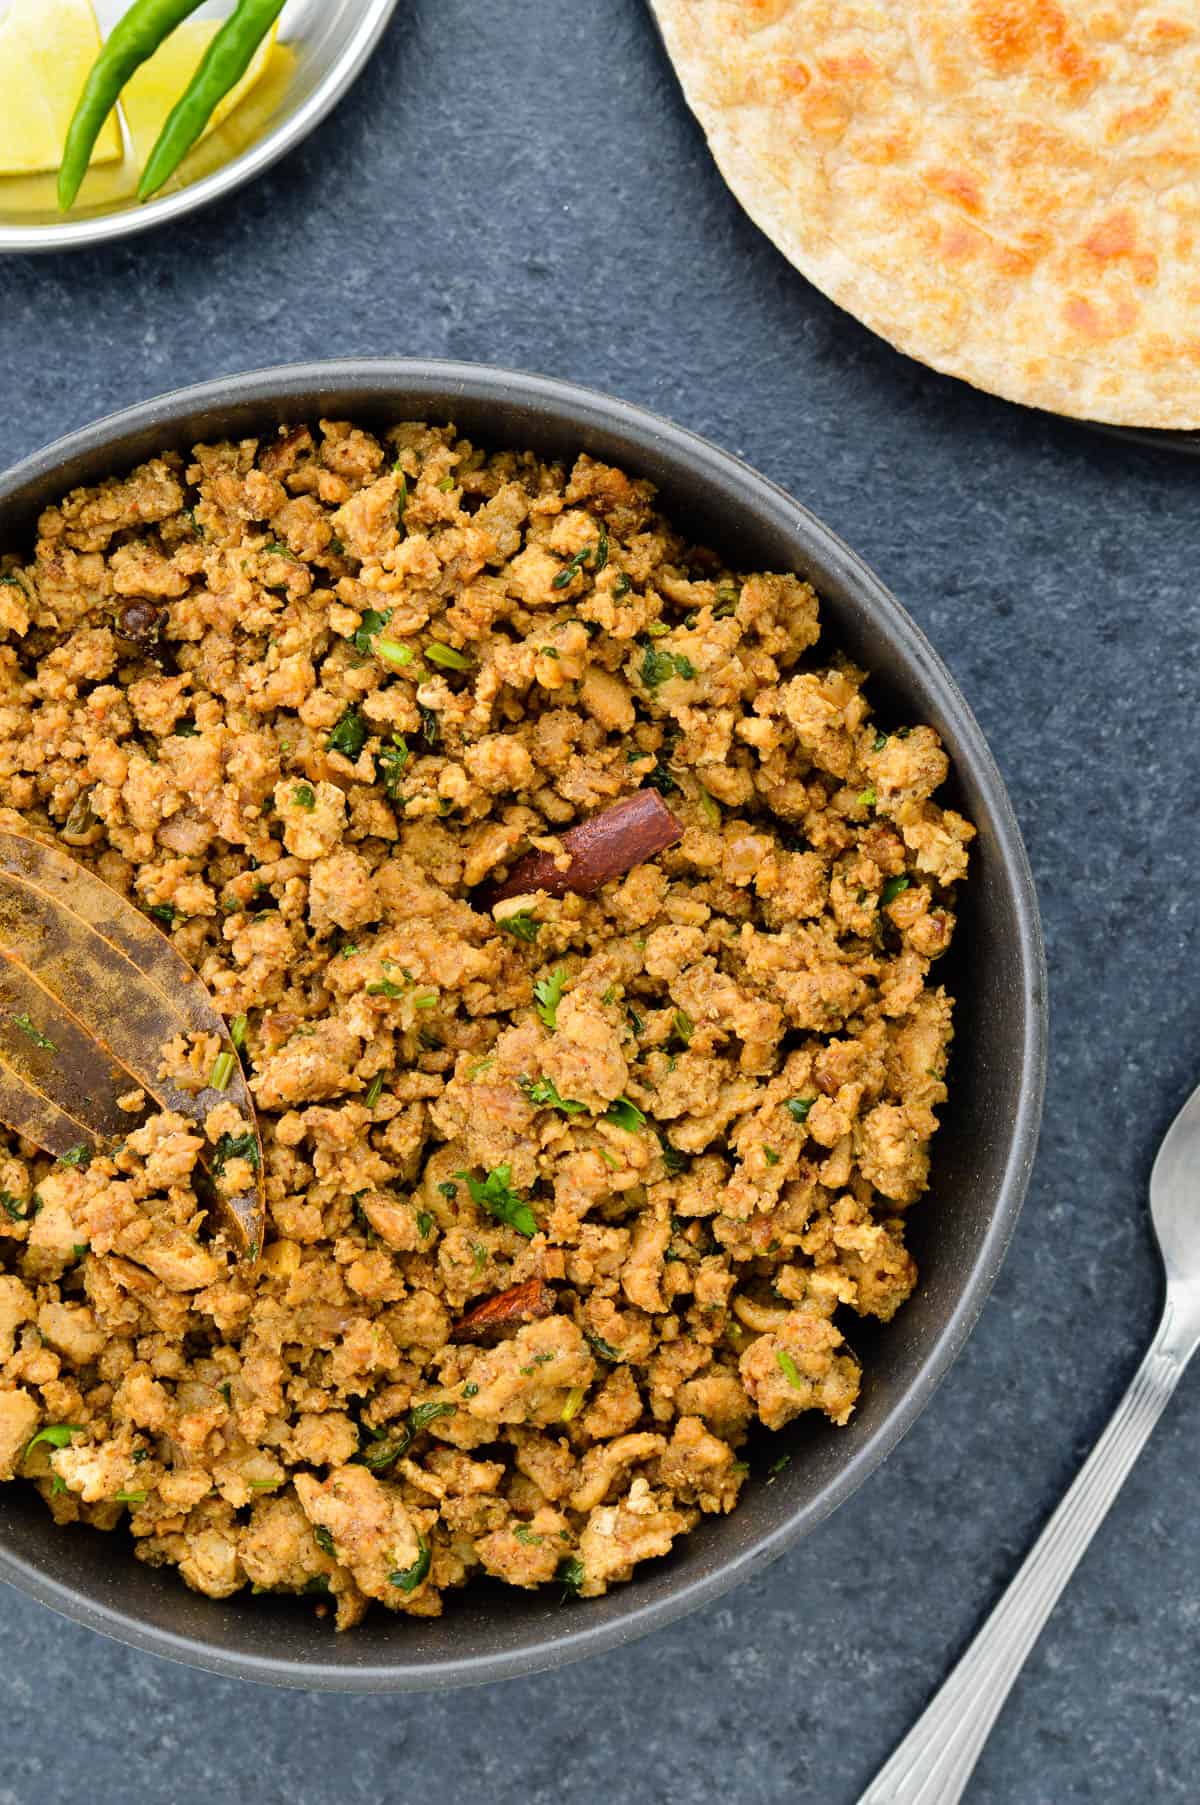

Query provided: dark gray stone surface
[1,3,1198,1801]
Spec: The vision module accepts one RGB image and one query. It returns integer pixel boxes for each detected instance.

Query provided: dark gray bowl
[0,360,1046,1690]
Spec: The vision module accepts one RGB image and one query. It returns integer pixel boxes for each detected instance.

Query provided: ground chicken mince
[0,420,973,1626]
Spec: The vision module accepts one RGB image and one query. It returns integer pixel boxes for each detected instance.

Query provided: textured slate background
[2,3,1199,1801]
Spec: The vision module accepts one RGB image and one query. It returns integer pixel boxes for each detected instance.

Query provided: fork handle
[856,1299,1197,1805]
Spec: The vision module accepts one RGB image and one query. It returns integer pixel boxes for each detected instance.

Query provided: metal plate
[0,0,399,254]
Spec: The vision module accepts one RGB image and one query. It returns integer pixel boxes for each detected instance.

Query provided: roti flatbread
[652,0,1200,427]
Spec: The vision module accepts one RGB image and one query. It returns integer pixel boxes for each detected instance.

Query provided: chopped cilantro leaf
[389,1537,431,1593]
[557,1554,585,1597]
[533,966,568,1031]
[520,1074,586,1116]
[376,736,410,800]
[212,1131,260,1178]
[415,1400,459,1437]
[640,643,675,688]
[497,910,539,944]
[640,641,695,687]
[656,1130,686,1175]
[881,875,911,906]
[456,1163,538,1237]
[361,1402,457,1472]
[646,754,678,796]
[292,783,316,811]
[603,1096,645,1133]
[353,607,392,654]
[327,708,368,760]
[24,1424,83,1461]
[552,546,592,590]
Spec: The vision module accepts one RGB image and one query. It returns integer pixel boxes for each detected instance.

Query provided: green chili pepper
[137,0,287,202]
[58,0,208,211]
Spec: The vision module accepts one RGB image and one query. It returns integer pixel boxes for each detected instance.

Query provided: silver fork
[858,1079,1200,1805]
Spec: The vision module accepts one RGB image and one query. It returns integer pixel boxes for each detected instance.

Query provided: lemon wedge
[0,0,121,176]
[120,18,278,171]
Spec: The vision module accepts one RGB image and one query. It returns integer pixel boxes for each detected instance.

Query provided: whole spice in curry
[477,790,682,909]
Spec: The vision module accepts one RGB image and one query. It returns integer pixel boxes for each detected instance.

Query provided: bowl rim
[0,0,401,256]
[0,358,1048,1689]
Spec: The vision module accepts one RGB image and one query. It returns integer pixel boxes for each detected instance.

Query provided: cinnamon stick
[478,791,682,910]
[454,1277,554,1342]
